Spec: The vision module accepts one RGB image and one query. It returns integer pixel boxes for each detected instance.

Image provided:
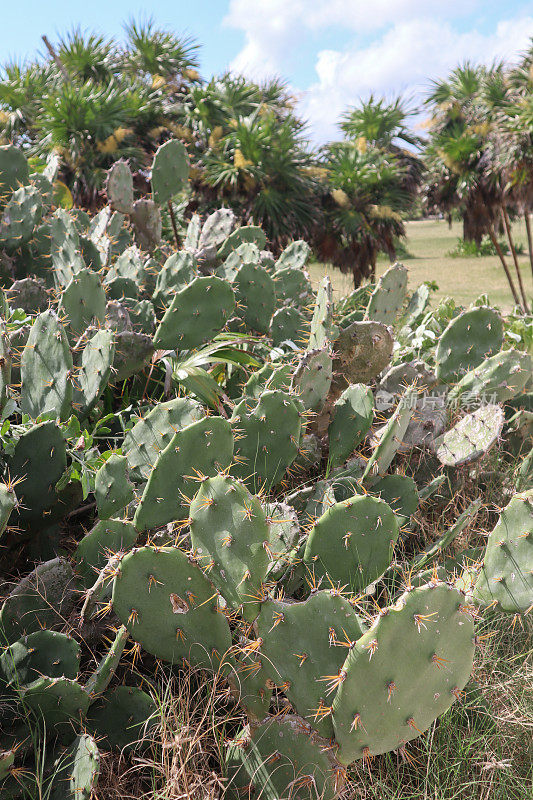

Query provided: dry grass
[309,218,533,311]
[95,662,240,800]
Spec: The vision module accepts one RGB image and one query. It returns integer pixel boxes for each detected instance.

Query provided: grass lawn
[309,218,533,311]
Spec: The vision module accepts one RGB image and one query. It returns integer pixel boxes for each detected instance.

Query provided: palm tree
[199,107,318,245]
[314,141,408,285]
[423,62,530,311]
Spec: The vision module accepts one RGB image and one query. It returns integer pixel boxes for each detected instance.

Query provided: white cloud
[300,15,533,143]
[224,0,478,79]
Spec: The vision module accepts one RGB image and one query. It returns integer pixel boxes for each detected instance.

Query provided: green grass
[309,218,533,310]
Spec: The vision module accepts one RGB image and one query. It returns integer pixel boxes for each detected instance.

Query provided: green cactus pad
[59,270,106,337]
[233,262,276,334]
[106,160,134,214]
[226,716,342,800]
[50,209,85,287]
[227,648,272,722]
[0,630,80,687]
[231,390,302,491]
[94,455,134,519]
[50,733,100,800]
[243,362,291,398]
[269,307,308,348]
[332,583,475,763]
[0,185,42,249]
[0,558,77,643]
[304,494,399,592]
[0,145,29,212]
[153,276,235,351]
[217,241,261,282]
[274,267,312,309]
[21,676,90,730]
[329,384,373,467]
[190,475,270,621]
[84,625,129,697]
[365,262,408,326]
[72,329,115,416]
[291,347,333,413]
[256,591,367,737]
[217,226,267,259]
[473,490,533,613]
[86,685,157,753]
[275,240,310,271]
[74,519,138,590]
[134,416,234,530]
[448,349,532,406]
[9,421,67,523]
[434,404,504,467]
[0,482,16,541]
[112,546,232,667]
[153,252,197,308]
[112,331,154,381]
[197,208,235,256]
[123,396,204,480]
[363,390,416,480]
[20,310,73,420]
[369,474,419,521]
[107,245,145,286]
[151,139,189,205]
[435,307,503,382]
[131,199,162,251]
[123,298,156,334]
[309,277,333,349]
[7,278,49,315]
[264,501,300,576]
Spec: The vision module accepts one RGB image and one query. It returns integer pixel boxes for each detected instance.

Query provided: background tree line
[0,20,531,299]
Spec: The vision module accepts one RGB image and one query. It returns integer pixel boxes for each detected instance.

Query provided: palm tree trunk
[501,204,529,312]
[524,210,533,283]
[488,227,523,310]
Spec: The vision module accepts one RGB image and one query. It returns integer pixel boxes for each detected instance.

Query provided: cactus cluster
[0,143,531,799]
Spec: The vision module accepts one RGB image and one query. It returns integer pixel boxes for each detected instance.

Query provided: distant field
[309,218,533,310]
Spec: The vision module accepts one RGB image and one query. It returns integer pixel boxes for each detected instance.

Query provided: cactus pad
[20,310,73,420]
[134,416,234,530]
[435,307,503,382]
[190,475,270,621]
[328,384,373,467]
[332,583,475,763]
[231,390,301,490]
[256,591,367,737]
[304,495,399,592]
[365,262,408,325]
[153,276,235,351]
[226,716,342,800]
[473,490,533,613]
[112,545,232,667]
[434,404,504,467]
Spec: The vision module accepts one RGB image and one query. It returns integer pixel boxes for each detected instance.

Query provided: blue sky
[2,1,533,142]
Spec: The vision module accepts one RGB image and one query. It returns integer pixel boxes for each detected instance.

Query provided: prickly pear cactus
[365,262,408,325]
[20,310,73,420]
[434,404,504,467]
[304,494,399,592]
[151,139,189,206]
[226,716,343,800]
[190,475,270,621]
[112,546,232,668]
[435,307,503,382]
[256,591,366,737]
[473,490,533,613]
[332,583,475,763]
